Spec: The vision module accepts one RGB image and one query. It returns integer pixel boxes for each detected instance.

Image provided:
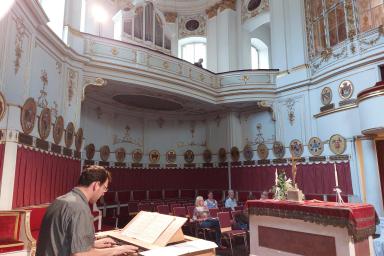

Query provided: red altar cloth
[246,199,378,241]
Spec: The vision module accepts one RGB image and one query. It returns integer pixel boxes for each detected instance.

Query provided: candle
[334,163,339,187]
[275,168,278,186]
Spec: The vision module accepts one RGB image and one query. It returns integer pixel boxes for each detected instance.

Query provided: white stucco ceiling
[109,0,222,15]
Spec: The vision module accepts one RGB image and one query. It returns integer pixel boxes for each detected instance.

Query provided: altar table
[246,200,378,256]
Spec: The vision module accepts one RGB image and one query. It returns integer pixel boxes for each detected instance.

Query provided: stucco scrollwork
[14,16,26,74]
[82,77,108,101]
[241,0,269,24]
[178,15,206,39]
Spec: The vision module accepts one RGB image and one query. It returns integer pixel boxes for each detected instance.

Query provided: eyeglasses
[101,184,108,192]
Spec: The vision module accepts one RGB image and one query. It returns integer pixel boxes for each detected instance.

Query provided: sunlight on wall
[179,37,207,68]
[39,0,66,38]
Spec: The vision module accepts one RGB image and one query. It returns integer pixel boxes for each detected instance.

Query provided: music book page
[121,211,175,244]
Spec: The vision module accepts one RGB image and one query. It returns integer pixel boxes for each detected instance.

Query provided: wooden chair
[217,212,248,255]
[208,208,220,218]
[156,204,170,215]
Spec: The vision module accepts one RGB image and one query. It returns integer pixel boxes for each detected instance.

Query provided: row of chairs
[154,205,247,255]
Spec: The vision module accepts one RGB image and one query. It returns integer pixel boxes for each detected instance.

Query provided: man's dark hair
[78,165,112,186]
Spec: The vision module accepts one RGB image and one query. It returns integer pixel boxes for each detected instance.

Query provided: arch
[242,11,270,33]
[178,37,207,68]
[251,38,269,69]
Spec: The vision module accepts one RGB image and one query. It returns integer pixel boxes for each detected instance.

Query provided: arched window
[39,0,66,38]
[179,37,207,68]
[251,46,259,69]
[251,38,269,69]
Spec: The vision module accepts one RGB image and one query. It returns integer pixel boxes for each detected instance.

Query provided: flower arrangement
[271,169,293,200]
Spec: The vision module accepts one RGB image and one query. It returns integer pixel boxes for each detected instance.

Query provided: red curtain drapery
[12,146,81,208]
[376,140,384,208]
[106,167,229,191]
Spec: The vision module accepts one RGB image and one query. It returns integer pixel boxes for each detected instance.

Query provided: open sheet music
[121,211,176,244]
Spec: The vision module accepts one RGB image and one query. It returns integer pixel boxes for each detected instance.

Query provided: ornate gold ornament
[14,17,26,74]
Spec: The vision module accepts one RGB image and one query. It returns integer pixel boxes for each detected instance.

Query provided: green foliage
[271,171,293,200]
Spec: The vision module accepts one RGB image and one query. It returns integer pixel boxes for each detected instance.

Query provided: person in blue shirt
[204,191,218,209]
[224,189,237,210]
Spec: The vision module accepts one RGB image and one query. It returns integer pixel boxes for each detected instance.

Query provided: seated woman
[193,196,226,249]
[204,191,218,209]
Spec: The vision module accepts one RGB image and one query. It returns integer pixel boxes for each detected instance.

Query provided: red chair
[187,205,195,218]
[169,203,181,211]
[234,206,243,211]
[230,210,243,220]
[172,206,187,217]
[217,212,248,255]
[220,207,231,212]
[157,205,170,215]
[138,202,153,212]
[208,208,219,218]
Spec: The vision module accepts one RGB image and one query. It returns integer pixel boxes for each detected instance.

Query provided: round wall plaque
[218,148,227,163]
[289,139,303,158]
[20,97,37,134]
[230,146,240,161]
[272,141,285,159]
[149,149,161,164]
[64,122,75,148]
[52,116,64,145]
[308,137,324,156]
[100,145,110,161]
[243,145,254,161]
[115,147,126,163]
[184,150,194,163]
[257,143,269,160]
[85,143,95,160]
[329,134,347,155]
[321,87,332,105]
[203,149,212,163]
[166,150,177,163]
[75,128,83,151]
[132,149,143,163]
[338,80,354,99]
[38,108,51,140]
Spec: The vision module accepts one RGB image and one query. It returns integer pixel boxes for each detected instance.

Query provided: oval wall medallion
[308,137,324,156]
[203,149,212,163]
[257,143,269,160]
[329,134,347,155]
[272,141,285,159]
[230,146,240,162]
[184,149,194,163]
[149,149,161,164]
[243,145,254,161]
[218,148,227,163]
[115,147,126,163]
[38,108,51,140]
[75,128,83,151]
[166,150,177,163]
[52,116,64,144]
[289,139,304,158]
[132,149,143,163]
[85,143,95,160]
[338,80,354,100]
[321,87,332,105]
[20,97,37,134]
[64,122,75,148]
[185,19,199,31]
[100,145,110,161]
[248,0,262,11]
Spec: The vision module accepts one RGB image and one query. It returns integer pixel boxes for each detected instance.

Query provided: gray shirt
[36,188,95,256]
